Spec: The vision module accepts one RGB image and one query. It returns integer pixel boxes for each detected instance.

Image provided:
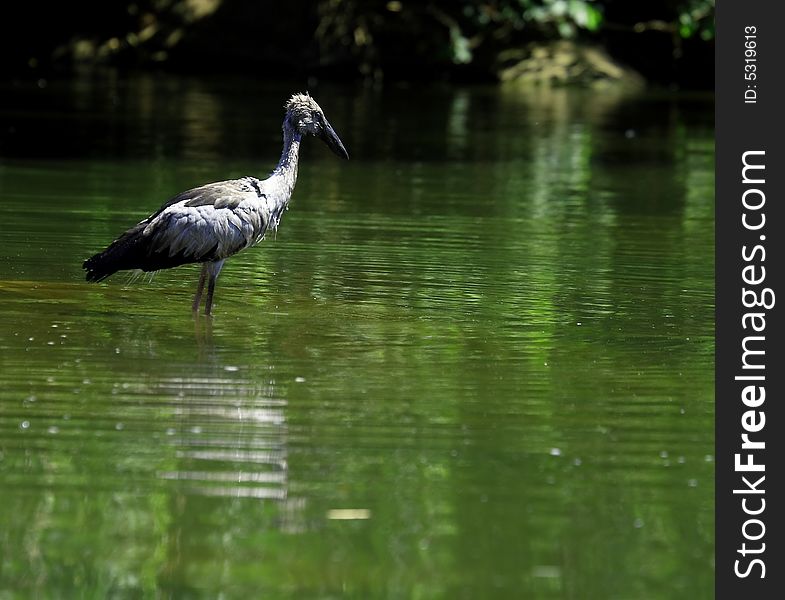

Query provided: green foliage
[444,1,604,66]
[7,0,714,83]
[314,1,715,73]
[461,0,604,34]
[677,0,715,40]
[520,0,604,36]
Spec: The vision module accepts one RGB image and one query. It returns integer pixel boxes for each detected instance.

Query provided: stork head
[284,92,349,160]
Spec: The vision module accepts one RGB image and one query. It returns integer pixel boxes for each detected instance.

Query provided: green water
[0,77,713,598]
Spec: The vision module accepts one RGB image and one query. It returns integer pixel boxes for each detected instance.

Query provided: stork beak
[320,119,349,160]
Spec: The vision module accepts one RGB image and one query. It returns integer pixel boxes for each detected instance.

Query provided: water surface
[0,76,714,598]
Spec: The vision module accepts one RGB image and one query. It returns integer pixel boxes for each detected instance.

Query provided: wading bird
[83,93,348,315]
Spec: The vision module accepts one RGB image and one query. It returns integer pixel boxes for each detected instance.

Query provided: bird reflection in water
[154,370,292,505]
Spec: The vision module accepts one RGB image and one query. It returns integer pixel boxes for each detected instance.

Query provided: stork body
[83,93,348,315]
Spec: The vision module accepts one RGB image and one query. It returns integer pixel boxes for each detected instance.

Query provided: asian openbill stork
[83,93,348,315]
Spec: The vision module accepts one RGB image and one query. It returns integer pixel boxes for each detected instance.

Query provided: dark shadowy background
[1,0,714,88]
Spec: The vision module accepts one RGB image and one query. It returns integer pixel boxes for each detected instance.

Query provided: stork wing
[141,178,269,264]
[84,178,271,279]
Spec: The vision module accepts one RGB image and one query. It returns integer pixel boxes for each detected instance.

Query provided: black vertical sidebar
[716,1,784,598]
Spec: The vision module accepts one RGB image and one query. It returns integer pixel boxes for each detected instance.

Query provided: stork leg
[192,264,208,313]
[203,260,225,316]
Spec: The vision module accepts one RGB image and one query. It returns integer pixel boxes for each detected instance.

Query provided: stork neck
[272,125,301,196]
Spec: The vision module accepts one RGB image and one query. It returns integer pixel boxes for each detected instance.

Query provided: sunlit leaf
[679,23,696,38]
[585,6,603,31]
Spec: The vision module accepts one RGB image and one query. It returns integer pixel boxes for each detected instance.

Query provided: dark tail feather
[83,254,117,282]
[83,223,148,282]
[84,219,208,282]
